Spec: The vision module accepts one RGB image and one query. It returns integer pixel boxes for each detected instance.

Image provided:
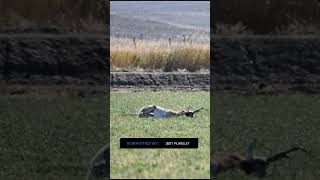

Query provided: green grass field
[3,89,319,179]
[0,93,107,179]
[213,93,320,180]
[110,91,210,179]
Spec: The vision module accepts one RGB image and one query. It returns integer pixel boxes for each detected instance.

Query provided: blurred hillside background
[214,0,320,35]
[1,0,319,35]
[110,1,210,41]
[0,0,108,33]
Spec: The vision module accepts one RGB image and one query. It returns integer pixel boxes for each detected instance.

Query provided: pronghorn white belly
[138,105,172,118]
[153,106,169,118]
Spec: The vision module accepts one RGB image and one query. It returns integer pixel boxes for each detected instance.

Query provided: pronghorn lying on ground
[212,140,307,177]
[138,105,204,118]
[87,144,109,180]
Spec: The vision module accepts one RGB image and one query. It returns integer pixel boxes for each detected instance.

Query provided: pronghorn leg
[246,139,256,160]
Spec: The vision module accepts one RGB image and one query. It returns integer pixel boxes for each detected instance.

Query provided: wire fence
[111,32,210,45]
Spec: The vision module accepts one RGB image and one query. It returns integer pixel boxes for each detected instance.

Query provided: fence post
[183,35,185,44]
[169,38,171,46]
[116,34,120,41]
[140,33,143,42]
[133,37,136,48]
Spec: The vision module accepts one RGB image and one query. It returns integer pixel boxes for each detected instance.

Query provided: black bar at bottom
[120,138,198,148]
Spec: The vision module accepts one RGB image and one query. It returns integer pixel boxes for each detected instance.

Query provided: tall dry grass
[0,0,108,32]
[216,21,320,35]
[214,0,320,34]
[111,37,210,72]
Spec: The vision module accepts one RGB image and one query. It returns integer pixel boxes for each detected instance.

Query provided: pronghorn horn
[266,146,307,164]
[185,108,204,118]
[246,139,256,160]
[187,106,191,112]
[192,107,204,114]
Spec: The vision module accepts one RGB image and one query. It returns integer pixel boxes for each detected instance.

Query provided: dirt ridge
[111,72,210,90]
[0,34,320,94]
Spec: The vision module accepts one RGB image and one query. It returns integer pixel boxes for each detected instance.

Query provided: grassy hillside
[110,1,210,31]
[111,15,209,41]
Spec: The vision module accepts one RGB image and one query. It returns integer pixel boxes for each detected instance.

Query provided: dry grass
[214,0,320,34]
[110,37,210,72]
[215,21,320,35]
[215,22,253,36]
[0,0,108,32]
[274,19,320,35]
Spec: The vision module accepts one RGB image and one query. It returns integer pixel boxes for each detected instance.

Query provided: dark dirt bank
[111,72,209,91]
[0,34,108,86]
[212,36,320,94]
[0,34,319,94]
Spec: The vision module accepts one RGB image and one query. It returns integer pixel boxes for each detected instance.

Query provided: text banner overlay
[120,138,198,148]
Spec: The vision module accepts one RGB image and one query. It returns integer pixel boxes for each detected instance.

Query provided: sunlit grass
[110,91,210,179]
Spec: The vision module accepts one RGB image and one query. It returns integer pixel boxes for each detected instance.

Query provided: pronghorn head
[236,139,268,177]
[185,107,204,118]
[239,158,268,177]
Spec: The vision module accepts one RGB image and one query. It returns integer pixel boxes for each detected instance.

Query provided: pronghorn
[137,105,204,118]
[87,144,109,180]
[212,140,307,177]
